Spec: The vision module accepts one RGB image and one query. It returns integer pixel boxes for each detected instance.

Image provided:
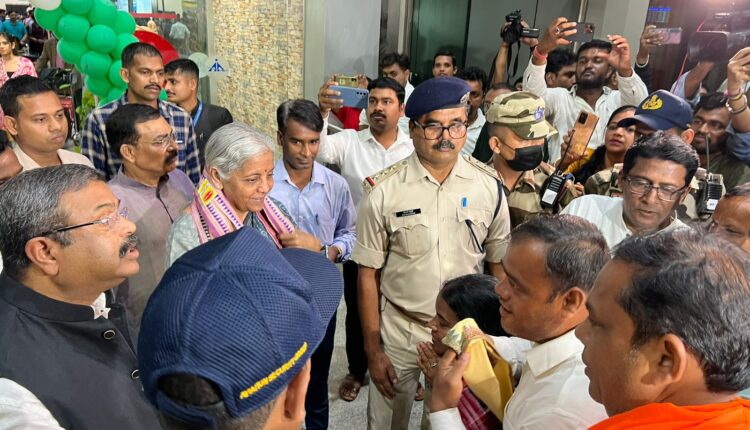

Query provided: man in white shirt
[456,66,487,156]
[429,214,610,429]
[359,52,415,136]
[0,76,93,171]
[562,132,698,247]
[523,17,648,162]
[318,76,414,402]
[168,14,190,54]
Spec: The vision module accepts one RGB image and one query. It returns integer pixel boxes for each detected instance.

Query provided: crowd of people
[0,12,749,430]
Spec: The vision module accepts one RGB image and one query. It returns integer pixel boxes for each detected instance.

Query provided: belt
[382,296,429,327]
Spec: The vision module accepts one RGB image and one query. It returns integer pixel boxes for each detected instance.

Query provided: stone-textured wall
[210,0,304,138]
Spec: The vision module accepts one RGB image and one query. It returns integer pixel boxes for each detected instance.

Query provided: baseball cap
[486,91,557,139]
[137,227,343,427]
[619,90,693,131]
[405,76,471,119]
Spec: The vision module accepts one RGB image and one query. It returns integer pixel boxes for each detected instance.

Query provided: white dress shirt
[359,80,415,136]
[319,117,414,207]
[522,58,648,162]
[462,109,486,156]
[561,195,686,248]
[13,144,94,171]
[431,330,607,430]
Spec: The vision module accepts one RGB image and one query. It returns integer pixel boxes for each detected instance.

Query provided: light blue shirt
[270,160,356,261]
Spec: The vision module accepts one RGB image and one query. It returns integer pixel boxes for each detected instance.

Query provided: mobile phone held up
[329,85,369,110]
[564,22,595,43]
[569,111,599,158]
[652,27,682,45]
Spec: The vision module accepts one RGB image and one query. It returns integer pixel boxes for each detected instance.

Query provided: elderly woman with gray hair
[165,122,322,266]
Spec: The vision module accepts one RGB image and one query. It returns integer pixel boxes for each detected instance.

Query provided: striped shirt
[81,94,201,184]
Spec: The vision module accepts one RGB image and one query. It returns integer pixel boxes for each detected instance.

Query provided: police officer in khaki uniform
[486,91,579,227]
[352,77,511,429]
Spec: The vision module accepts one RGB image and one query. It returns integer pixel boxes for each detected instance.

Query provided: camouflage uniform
[486,91,578,228]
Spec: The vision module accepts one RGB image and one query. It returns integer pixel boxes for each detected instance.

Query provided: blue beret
[405,77,471,120]
[619,90,693,131]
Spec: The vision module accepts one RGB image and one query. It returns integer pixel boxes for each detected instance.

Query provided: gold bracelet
[728,89,745,101]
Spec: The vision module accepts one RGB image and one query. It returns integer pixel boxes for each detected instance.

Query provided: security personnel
[486,91,579,227]
[352,77,511,429]
[584,90,724,221]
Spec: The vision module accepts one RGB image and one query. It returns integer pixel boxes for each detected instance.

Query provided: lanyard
[192,101,204,128]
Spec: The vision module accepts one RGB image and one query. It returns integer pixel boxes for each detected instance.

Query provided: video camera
[688,11,750,62]
[501,10,540,45]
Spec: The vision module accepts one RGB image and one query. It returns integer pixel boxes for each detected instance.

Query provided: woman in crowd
[165,122,321,266]
[416,274,507,430]
[558,105,636,185]
[0,32,36,128]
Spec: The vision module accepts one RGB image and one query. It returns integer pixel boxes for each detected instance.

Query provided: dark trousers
[343,260,368,379]
[305,311,337,430]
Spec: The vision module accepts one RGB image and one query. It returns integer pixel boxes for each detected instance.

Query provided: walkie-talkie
[540,130,576,212]
[697,173,724,216]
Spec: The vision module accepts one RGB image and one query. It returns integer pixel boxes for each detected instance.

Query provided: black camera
[688,11,750,62]
[501,10,540,45]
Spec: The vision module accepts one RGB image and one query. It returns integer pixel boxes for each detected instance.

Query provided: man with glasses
[82,43,201,184]
[352,77,511,429]
[0,76,92,171]
[562,132,698,247]
[105,103,194,332]
[317,76,414,403]
[0,164,161,429]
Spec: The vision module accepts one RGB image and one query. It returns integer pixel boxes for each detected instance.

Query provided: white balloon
[30,0,62,11]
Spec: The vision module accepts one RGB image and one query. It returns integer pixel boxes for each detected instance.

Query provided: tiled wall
[210,0,305,139]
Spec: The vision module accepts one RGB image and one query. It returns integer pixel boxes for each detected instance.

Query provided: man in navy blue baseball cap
[619,89,695,144]
[137,227,343,430]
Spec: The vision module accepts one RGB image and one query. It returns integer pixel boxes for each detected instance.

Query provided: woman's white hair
[204,122,274,179]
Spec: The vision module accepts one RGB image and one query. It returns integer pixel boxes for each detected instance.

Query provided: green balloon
[159,88,168,101]
[108,60,125,87]
[112,10,135,35]
[34,7,66,33]
[57,38,88,65]
[79,50,111,78]
[86,25,117,54]
[87,0,117,26]
[107,86,125,102]
[57,14,90,43]
[61,0,94,16]
[85,76,111,97]
[111,33,138,58]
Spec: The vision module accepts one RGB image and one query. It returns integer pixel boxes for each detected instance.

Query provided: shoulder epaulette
[464,154,500,179]
[362,159,408,193]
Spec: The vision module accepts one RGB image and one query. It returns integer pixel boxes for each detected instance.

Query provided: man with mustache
[105,103,194,333]
[317,76,414,403]
[0,164,161,429]
[689,93,750,191]
[524,18,648,163]
[0,76,92,171]
[82,43,201,184]
[352,76,511,428]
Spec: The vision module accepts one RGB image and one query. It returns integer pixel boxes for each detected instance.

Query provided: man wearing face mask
[487,92,577,227]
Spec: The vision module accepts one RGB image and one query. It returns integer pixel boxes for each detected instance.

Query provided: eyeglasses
[148,132,181,150]
[623,176,687,202]
[413,121,468,140]
[38,208,129,237]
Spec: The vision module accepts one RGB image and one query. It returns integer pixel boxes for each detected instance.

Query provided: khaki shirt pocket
[389,213,430,256]
[457,207,491,253]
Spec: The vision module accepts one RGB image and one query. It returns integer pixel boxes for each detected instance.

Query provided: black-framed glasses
[38,208,129,237]
[623,176,687,202]
[413,121,468,140]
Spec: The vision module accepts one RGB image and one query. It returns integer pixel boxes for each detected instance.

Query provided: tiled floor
[325,299,424,429]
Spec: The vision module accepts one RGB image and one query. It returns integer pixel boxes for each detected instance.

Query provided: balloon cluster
[32,0,139,104]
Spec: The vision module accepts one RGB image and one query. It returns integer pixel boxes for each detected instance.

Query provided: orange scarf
[590,398,750,430]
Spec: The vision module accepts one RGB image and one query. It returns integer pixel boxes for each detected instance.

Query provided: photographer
[490,14,538,87]
[523,17,648,164]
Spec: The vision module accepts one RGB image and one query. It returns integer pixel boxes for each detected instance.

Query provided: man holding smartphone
[523,17,648,163]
